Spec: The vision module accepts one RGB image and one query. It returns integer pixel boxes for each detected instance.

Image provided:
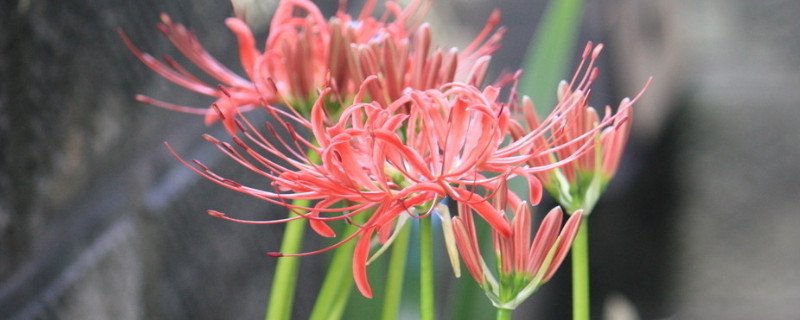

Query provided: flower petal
[353,228,375,298]
[527,206,563,274]
[543,210,583,282]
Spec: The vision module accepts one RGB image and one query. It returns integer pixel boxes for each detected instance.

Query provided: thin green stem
[265,150,320,320]
[265,201,309,320]
[419,217,435,320]
[328,268,355,319]
[309,226,356,320]
[381,222,412,320]
[495,308,513,320]
[571,218,590,320]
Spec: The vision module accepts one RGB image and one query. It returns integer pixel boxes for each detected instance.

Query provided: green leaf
[519,0,585,116]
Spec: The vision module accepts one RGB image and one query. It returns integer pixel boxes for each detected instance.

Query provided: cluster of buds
[123,0,646,305]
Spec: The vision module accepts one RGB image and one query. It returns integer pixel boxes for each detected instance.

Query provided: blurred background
[1,0,798,319]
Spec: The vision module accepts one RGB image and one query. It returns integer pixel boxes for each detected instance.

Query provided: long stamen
[267,228,365,257]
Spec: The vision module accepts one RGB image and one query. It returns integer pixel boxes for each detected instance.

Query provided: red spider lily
[163,62,622,297]
[167,78,541,297]
[450,179,583,310]
[509,42,652,214]
[119,0,504,134]
[126,0,626,301]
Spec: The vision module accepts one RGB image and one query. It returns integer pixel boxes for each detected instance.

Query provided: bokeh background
[1,0,798,319]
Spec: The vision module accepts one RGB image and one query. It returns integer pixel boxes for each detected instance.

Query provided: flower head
[123,0,508,299]
[128,0,634,303]
[449,178,583,310]
[169,77,540,297]
[120,0,504,134]
[509,42,651,214]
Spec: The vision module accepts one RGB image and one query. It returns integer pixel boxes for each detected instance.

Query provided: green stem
[265,201,309,320]
[266,150,320,320]
[381,222,412,320]
[420,217,435,320]
[328,265,355,319]
[495,308,513,320]
[309,226,356,320]
[571,218,590,320]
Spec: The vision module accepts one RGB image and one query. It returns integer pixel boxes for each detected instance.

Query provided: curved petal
[352,228,375,298]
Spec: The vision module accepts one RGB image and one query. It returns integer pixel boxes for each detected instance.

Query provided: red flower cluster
[120,0,502,134]
[124,0,645,299]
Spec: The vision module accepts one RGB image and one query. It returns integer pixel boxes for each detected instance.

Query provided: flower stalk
[381,222,412,320]
[496,308,513,320]
[420,216,435,320]
[571,217,590,320]
[309,223,358,320]
[266,200,309,320]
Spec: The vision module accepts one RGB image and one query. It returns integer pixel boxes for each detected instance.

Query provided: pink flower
[129,0,620,301]
[169,76,551,297]
[120,0,504,134]
[161,65,609,298]
[450,179,583,310]
[509,42,651,213]
[121,0,508,299]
